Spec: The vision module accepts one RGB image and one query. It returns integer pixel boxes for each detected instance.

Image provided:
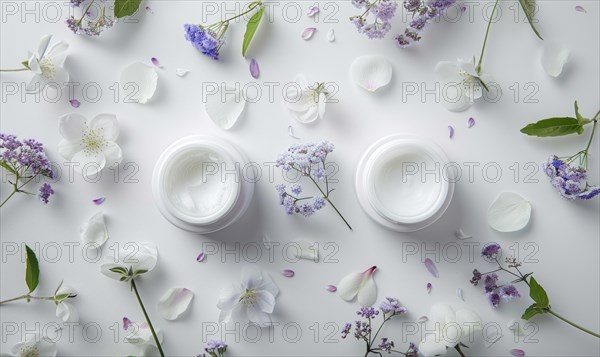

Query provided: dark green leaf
[114,0,142,18]
[522,304,541,320]
[529,276,549,307]
[21,60,30,70]
[574,101,592,126]
[109,267,127,275]
[242,7,264,57]
[520,117,583,137]
[0,161,17,175]
[25,245,40,293]
[517,0,543,40]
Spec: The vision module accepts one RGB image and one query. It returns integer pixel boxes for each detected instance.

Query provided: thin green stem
[454,344,467,357]
[130,279,165,357]
[0,187,18,208]
[0,294,55,304]
[583,119,598,157]
[476,0,500,75]
[78,0,96,23]
[547,310,600,339]
[0,68,28,72]
[222,1,262,23]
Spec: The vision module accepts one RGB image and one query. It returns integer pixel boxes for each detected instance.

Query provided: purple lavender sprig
[350,0,398,39]
[1,134,54,207]
[275,141,352,230]
[198,340,228,357]
[395,0,456,48]
[341,298,417,356]
[471,243,600,339]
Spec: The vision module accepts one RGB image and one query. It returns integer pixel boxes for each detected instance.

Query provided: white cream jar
[152,136,254,233]
[356,134,454,232]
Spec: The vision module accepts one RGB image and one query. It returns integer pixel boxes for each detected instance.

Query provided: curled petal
[456,287,464,301]
[307,5,320,17]
[69,99,80,108]
[287,125,301,139]
[326,28,335,42]
[510,349,525,357]
[176,68,190,77]
[426,282,432,294]
[56,301,79,323]
[158,287,194,320]
[417,315,429,323]
[540,42,570,78]
[487,192,532,232]
[467,117,475,128]
[454,228,472,239]
[302,27,317,40]
[249,58,260,79]
[326,285,337,292]
[282,269,295,278]
[356,271,377,307]
[575,5,586,13]
[337,272,363,302]
[448,125,454,138]
[123,317,131,330]
[424,258,439,278]
[293,239,318,261]
[151,57,162,68]
[204,85,246,130]
[80,211,109,247]
[350,55,392,92]
[120,62,158,104]
[93,197,105,205]
[196,252,206,262]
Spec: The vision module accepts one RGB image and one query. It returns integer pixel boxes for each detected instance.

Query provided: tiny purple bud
[575,5,586,13]
[123,317,131,330]
[282,269,295,278]
[145,6,154,14]
[302,27,317,40]
[424,258,439,278]
[69,99,80,108]
[151,57,162,68]
[426,282,432,294]
[196,252,206,262]
[93,197,105,205]
[448,125,454,139]
[467,117,475,128]
[307,5,320,17]
[249,58,260,79]
[510,349,525,357]
[326,285,337,292]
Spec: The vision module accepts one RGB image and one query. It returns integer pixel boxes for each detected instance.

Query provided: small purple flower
[371,0,398,21]
[204,340,227,355]
[379,297,407,315]
[122,317,131,330]
[184,24,222,60]
[69,99,81,108]
[290,184,302,195]
[378,337,395,353]
[93,197,105,205]
[38,183,54,204]
[483,273,499,293]
[482,243,501,260]
[470,269,482,286]
[341,322,352,338]
[357,307,379,319]
[543,155,598,200]
[487,292,501,308]
[313,196,326,210]
[499,285,520,301]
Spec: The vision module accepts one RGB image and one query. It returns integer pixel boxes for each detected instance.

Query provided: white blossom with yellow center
[26,35,69,93]
[9,334,57,357]
[434,58,492,112]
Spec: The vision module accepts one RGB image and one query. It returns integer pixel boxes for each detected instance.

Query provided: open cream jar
[356,134,454,232]
[152,136,254,233]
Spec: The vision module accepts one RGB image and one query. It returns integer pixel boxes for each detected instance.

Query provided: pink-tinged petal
[145,6,154,14]
[510,349,525,357]
[302,27,317,40]
[424,258,439,278]
[151,57,162,68]
[282,269,295,278]
[467,117,475,128]
[307,5,320,17]
[93,197,105,205]
[427,282,432,294]
[326,285,337,292]
[249,58,260,79]
[196,252,206,262]
[575,5,586,13]
[288,125,300,139]
[123,317,131,330]
[448,125,454,139]
[457,287,464,301]
[158,287,194,320]
[417,315,429,323]
[69,99,80,108]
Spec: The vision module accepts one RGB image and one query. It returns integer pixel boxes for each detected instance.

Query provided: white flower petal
[540,42,570,78]
[419,334,448,357]
[26,75,46,93]
[326,28,335,42]
[429,303,456,325]
[59,113,86,141]
[88,113,119,141]
[204,85,246,130]
[337,272,363,302]
[80,211,109,247]
[71,151,106,177]
[487,192,532,232]
[217,285,242,311]
[318,92,327,119]
[46,41,69,65]
[454,228,472,240]
[120,62,158,104]
[456,308,482,343]
[103,142,123,167]
[12,334,57,357]
[246,305,272,326]
[56,282,77,297]
[58,140,82,160]
[301,27,316,40]
[292,239,318,261]
[100,263,124,281]
[158,287,194,320]
[176,68,190,77]
[51,66,69,85]
[350,54,393,92]
[56,301,79,323]
[37,34,52,58]
[356,273,377,307]
[132,242,159,273]
[255,290,276,313]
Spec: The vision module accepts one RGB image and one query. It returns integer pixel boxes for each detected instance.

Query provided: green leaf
[114,0,142,18]
[574,101,592,126]
[520,117,583,137]
[529,276,549,307]
[242,7,264,57]
[517,0,543,40]
[0,161,17,175]
[109,267,128,275]
[522,303,541,320]
[25,245,40,293]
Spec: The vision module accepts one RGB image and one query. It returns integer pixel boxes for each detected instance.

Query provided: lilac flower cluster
[543,155,600,200]
[66,0,114,36]
[200,340,227,357]
[350,0,398,39]
[276,184,326,217]
[395,0,456,48]
[184,24,223,60]
[1,134,54,206]
[471,245,521,308]
[379,297,407,315]
[481,243,501,260]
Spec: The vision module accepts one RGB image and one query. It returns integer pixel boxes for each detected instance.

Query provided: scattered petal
[540,42,570,78]
[123,317,131,330]
[426,283,432,294]
[326,285,337,292]
[56,301,79,323]
[69,99,80,108]
[307,5,320,17]
[93,197,105,205]
[196,252,206,262]
[80,211,109,247]
[145,5,154,14]
[338,266,377,307]
[350,55,392,92]
[454,228,472,239]
[487,192,532,232]
[326,28,335,42]
[151,57,162,68]
[288,125,301,139]
[424,258,439,278]
[249,58,260,79]
[302,27,317,40]
[575,5,586,13]
[158,287,194,320]
[176,68,190,77]
[467,117,475,128]
[456,288,464,301]
[510,349,525,357]
[282,269,295,278]
[204,85,246,130]
[448,125,454,138]
[120,62,158,104]
[417,315,429,323]
[292,239,319,261]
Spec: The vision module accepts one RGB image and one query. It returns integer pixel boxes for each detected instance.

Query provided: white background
[1,1,599,356]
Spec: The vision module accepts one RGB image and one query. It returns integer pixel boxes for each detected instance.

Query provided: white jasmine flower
[283,74,328,124]
[7,333,57,357]
[434,58,491,112]
[27,35,69,93]
[54,282,79,323]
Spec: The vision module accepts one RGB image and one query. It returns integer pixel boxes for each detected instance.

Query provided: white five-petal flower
[434,58,491,112]
[100,242,158,282]
[54,282,79,323]
[7,333,57,357]
[337,266,377,307]
[418,303,482,356]
[80,211,109,247]
[26,35,69,93]
[283,74,328,124]
[217,267,279,327]
[58,113,123,178]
